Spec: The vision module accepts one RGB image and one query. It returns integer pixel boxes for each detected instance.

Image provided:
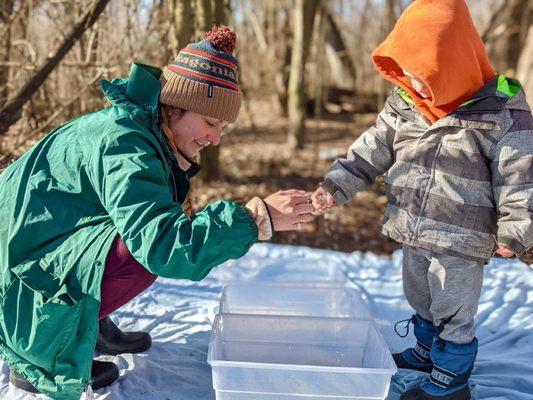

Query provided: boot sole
[400,386,471,400]
[393,353,433,373]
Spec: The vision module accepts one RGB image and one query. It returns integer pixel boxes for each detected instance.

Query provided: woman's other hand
[311,186,336,212]
[263,190,315,232]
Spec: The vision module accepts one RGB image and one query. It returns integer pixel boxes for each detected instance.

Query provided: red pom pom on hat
[203,26,236,55]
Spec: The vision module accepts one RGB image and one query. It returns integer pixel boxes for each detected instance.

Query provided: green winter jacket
[0,63,258,399]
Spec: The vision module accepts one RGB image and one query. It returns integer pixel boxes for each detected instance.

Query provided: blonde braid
[160,106,196,219]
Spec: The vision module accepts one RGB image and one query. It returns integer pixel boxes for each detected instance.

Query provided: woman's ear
[166,106,185,121]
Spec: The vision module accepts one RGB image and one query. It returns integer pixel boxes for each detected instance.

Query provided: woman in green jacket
[0,27,314,399]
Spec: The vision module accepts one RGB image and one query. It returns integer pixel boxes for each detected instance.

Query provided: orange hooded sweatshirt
[372,0,497,124]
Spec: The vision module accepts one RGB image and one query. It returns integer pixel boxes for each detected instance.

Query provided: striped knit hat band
[170,44,239,91]
[160,27,242,122]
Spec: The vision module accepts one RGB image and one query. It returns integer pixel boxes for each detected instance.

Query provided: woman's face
[166,109,228,157]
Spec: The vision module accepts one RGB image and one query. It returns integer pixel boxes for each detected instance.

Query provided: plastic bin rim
[219,279,348,287]
[216,307,376,320]
[211,313,378,325]
[208,314,397,373]
[220,283,360,292]
[209,314,384,341]
[207,358,397,374]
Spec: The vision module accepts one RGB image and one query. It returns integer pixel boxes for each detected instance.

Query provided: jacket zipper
[412,140,444,243]
[167,158,179,203]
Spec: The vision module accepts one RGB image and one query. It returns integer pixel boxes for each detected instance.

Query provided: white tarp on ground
[1,243,532,399]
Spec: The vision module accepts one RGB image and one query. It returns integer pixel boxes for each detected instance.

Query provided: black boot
[96,316,152,355]
[91,360,120,390]
[9,369,38,393]
[9,360,119,393]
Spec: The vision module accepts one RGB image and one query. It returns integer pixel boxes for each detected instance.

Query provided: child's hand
[311,186,336,213]
[495,245,515,258]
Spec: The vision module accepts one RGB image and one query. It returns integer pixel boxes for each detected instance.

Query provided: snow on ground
[1,243,532,399]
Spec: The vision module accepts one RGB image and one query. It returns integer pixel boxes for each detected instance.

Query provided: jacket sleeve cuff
[322,179,349,206]
[245,197,273,241]
[498,236,527,257]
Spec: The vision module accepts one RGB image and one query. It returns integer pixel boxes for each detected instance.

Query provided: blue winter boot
[400,337,477,400]
[393,314,437,373]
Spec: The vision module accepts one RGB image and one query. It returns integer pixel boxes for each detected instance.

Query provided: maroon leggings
[99,235,158,320]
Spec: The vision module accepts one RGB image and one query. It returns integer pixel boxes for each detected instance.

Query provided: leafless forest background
[0,0,531,262]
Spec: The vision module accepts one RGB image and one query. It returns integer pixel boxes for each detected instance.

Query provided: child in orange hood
[312,1,532,399]
[372,0,497,124]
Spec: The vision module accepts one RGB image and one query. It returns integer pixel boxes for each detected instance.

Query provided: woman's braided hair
[160,106,195,219]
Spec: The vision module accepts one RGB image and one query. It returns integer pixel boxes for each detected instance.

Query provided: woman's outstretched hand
[310,186,336,213]
[263,189,315,232]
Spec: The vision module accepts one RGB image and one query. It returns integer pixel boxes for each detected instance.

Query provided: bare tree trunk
[264,0,276,46]
[355,0,371,91]
[213,0,229,26]
[156,0,174,65]
[199,0,227,182]
[287,0,320,150]
[484,0,531,75]
[313,5,326,173]
[517,24,533,102]
[322,2,357,88]
[377,0,396,109]
[0,0,15,108]
[0,0,110,136]
[196,0,212,34]
[278,37,292,117]
[168,0,194,54]
[273,5,292,117]
[504,0,530,74]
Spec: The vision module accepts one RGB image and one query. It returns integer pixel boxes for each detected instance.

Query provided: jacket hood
[100,63,201,178]
[372,0,497,123]
[100,63,163,135]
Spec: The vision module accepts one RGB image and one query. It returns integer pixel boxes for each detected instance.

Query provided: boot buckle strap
[413,342,431,362]
[430,365,457,388]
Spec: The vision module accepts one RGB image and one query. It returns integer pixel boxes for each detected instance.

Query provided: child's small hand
[311,186,336,213]
[495,245,515,258]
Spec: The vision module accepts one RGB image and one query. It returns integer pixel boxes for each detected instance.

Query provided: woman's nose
[207,129,222,146]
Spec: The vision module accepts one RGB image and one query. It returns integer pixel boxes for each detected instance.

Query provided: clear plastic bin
[208,314,397,400]
[219,283,372,319]
[216,259,347,286]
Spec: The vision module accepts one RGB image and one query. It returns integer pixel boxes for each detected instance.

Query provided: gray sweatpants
[402,245,485,344]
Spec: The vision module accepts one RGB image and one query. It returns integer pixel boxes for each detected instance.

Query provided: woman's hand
[495,245,515,258]
[311,186,336,212]
[263,190,315,232]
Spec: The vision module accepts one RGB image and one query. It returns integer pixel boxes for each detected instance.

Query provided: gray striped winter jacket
[323,76,533,262]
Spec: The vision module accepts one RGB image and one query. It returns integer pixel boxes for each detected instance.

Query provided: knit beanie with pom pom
[159,26,242,123]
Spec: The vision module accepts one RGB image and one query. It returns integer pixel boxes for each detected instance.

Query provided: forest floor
[192,99,533,264]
